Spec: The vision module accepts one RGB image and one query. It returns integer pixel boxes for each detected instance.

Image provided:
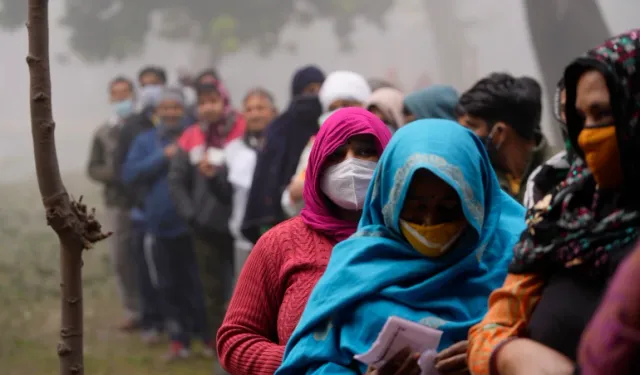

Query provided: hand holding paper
[354,316,443,375]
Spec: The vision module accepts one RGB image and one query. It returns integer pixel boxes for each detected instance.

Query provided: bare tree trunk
[423,0,471,90]
[26,1,110,374]
[524,0,610,144]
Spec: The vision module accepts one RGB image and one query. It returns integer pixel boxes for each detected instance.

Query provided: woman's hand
[365,347,421,375]
[435,340,469,375]
[496,338,574,375]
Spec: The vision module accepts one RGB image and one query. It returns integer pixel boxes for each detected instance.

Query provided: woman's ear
[491,122,508,148]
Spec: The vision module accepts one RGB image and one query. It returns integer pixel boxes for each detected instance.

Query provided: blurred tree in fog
[0,0,392,63]
[0,0,27,30]
[423,0,469,89]
[525,0,610,135]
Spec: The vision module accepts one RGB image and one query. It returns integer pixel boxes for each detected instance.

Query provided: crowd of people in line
[86,28,640,375]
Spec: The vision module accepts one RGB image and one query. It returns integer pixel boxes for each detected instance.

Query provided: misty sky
[0,0,638,182]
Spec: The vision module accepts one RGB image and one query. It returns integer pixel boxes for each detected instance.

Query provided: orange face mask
[577,126,623,189]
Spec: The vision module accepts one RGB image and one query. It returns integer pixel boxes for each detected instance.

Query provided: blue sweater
[121,128,187,238]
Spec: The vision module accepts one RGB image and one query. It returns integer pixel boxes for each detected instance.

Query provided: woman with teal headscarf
[402,85,459,122]
[275,119,526,375]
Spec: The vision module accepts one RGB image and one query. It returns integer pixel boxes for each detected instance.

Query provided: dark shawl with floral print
[509,29,640,277]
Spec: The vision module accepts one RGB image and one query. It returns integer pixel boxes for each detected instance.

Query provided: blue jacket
[122,128,187,238]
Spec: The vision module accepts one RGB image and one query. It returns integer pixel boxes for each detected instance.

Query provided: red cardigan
[216,217,336,375]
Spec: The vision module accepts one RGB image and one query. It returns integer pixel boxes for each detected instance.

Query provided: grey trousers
[104,206,140,319]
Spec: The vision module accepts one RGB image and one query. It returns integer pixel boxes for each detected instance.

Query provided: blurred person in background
[115,66,168,185]
[223,88,278,282]
[241,65,325,243]
[168,81,244,358]
[366,86,405,132]
[181,68,225,127]
[523,78,573,209]
[86,76,140,331]
[456,72,558,202]
[111,65,168,333]
[402,85,459,123]
[281,70,371,218]
[367,78,397,92]
[217,108,391,375]
[122,88,212,360]
[196,69,220,85]
[177,67,197,118]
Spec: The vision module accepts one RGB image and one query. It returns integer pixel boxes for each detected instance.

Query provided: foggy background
[1,0,638,183]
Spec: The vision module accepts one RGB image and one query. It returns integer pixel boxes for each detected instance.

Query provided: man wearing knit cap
[318,70,372,121]
[122,88,213,360]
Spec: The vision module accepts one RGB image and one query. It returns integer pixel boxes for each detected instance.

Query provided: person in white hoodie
[223,88,278,280]
[281,71,371,218]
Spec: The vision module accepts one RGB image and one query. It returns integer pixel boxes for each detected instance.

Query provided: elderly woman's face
[400,169,463,226]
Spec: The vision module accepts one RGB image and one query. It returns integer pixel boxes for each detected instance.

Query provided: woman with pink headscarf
[216,107,392,375]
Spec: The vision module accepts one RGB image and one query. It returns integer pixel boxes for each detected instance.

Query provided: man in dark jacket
[122,88,212,360]
[241,65,325,243]
[86,76,140,330]
[456,72,560,203]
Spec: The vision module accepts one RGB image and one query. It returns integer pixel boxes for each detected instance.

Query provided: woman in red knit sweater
[216,107,392,375]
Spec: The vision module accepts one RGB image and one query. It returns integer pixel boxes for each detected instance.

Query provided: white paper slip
[354,316,443,372]
[226,146,256,189]
[189,145,205,165]
[207,147,225,166]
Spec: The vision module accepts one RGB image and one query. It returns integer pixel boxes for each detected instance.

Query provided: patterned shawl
[509,29,640,277]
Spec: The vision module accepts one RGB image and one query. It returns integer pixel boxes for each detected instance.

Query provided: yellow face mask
[577,126,623,189]
[400,219,466,258]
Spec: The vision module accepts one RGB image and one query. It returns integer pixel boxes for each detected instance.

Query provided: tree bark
[26,1,110,374]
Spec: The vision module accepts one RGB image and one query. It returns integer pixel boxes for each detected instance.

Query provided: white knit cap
[318,71,371,112]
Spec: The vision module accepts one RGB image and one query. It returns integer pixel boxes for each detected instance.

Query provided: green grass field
[0,173,213,374]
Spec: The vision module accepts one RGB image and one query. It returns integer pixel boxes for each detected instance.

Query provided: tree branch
[26,1,110,374]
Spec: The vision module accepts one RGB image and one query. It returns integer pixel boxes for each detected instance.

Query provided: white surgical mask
[318,109,339,127]
[138,84,164,110]
[320,157,377,211]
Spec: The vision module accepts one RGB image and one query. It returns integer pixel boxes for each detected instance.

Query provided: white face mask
[320,157,377,211]
[318,109,339,127]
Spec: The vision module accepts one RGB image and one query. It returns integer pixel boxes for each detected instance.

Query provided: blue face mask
[111,99,134,119]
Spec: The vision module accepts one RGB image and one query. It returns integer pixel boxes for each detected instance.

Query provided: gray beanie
[155,87,185,107]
